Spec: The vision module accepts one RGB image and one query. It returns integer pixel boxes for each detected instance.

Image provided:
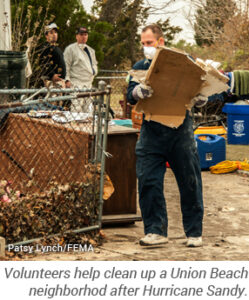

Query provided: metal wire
[96,71,131,118]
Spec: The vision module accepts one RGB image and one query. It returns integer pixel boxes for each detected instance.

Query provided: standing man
[64,26,98,89]
[127,24,204,247]
[64,27,98,112]
[38,23,66,85]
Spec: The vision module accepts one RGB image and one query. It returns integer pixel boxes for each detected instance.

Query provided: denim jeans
[136,112,204,238]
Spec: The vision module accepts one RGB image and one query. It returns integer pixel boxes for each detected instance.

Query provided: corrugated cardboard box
[131,47,229,128]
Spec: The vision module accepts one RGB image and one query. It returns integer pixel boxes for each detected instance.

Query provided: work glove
[191,94,208,108]
[132,83,153,101]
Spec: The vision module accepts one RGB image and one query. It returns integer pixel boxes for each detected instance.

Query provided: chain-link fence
[0,82,111,246]
[96,70,131,119]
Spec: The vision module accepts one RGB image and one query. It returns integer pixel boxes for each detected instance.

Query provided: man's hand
[191,94,208,108]
[52,74,62,82]
[132,83,153,101]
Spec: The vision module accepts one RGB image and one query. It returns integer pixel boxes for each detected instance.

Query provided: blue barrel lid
[222,103,249,115]
[195,133,224,144]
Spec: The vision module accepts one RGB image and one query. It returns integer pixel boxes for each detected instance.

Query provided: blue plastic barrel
[195,134,226,169]
[223,103,249,144]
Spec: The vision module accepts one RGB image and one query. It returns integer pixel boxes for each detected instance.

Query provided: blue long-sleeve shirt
[127,58,151,105]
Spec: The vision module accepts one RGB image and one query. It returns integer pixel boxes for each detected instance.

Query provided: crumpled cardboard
[195,58,229,97]
[103,173,114,200]
[130,47,229,128]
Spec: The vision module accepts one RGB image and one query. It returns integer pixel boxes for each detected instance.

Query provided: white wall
[0,0,12,50]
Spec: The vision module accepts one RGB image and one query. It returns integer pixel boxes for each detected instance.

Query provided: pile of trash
[0,164,114,244]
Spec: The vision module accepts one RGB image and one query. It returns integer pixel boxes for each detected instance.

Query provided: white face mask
[143,46,157,59]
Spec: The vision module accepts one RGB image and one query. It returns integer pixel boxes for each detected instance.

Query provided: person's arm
[58,47,66,80]
[42,46,59,81]
[127,78,139,105]
[38,45,54,80]
[92,49,98,76]
[127,60,153,105]
[64,46,73,84]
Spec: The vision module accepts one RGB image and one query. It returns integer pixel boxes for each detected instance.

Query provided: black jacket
[38,42,66,80]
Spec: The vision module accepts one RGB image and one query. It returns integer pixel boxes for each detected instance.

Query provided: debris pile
[0,164,114,244]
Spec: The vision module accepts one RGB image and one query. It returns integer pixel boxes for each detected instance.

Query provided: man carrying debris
[38,23,66,85]
[127,24,204,247]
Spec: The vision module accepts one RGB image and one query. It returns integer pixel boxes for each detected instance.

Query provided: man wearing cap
[64,27,98,89]
[63,27,98,112]
[38,23,66,84]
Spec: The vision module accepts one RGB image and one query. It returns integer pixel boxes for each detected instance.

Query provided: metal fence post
[95,80,106,163]
[98,85,111,227]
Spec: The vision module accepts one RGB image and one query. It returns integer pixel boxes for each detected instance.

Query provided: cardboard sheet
[195,58,229,97]
[132,47,228,127]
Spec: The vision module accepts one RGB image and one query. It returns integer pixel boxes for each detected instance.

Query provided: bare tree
[192,0,236,46]
[181,0,249,70]
[184,0,249,45]
[98,0,127,23]
[143,0,180,15]
[211,11,249,70]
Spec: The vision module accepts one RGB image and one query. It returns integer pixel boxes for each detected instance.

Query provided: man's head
[141,24,165,47]
[141,24,164,59]
[45,23,58,43]
[75,27,88,45]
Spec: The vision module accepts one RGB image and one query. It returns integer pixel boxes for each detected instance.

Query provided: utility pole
[0,0,12,50]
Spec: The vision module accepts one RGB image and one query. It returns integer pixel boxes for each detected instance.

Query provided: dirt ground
[5,144,249,261]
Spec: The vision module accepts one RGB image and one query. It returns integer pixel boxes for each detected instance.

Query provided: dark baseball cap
[76,27,88,34]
